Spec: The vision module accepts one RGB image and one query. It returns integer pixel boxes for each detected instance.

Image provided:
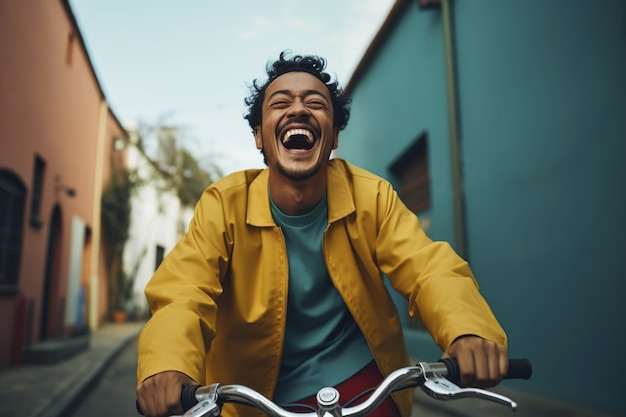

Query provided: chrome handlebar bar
[171,358,532,417]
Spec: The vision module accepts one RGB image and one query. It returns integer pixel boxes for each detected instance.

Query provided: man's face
[254,71,338,181]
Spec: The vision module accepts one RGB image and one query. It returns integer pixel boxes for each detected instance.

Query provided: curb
[36,327,141,417]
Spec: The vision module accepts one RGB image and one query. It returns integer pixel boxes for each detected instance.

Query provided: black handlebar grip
[135,384,201,415]
[181,384,201,410]
[506,358,533,380]
[439,357,532,384]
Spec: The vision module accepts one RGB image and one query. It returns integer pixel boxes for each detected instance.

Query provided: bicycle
[137,357,532,416]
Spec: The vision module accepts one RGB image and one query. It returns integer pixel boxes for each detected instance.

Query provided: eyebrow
[267,89,329,102]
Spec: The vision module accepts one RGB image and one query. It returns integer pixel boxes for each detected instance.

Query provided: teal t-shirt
[270,193,373,404]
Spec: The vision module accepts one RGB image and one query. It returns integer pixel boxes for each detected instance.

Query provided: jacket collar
[246,159,356,227]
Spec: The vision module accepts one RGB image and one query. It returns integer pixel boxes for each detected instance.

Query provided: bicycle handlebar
[137,357,532,416]
[440,357,532,383]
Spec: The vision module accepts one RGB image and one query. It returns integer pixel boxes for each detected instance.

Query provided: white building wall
[122,132,194,318]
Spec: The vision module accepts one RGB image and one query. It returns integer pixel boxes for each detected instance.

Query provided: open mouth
[282,128,315,150]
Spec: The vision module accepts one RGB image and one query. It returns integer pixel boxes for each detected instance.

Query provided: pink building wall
[0,0,127,368]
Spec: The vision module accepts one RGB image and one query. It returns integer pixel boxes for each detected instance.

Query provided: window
[30,155,45,228]
[155,245,165,271]
[389,131,431,213]
[389,132,431,330]
[0,170,26,291]
[66,31,76,66]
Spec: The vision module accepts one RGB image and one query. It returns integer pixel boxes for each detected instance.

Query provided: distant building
[340,0,625,415]
[122,127,194,319]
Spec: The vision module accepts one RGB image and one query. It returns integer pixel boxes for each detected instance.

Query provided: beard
[276,159,322,181]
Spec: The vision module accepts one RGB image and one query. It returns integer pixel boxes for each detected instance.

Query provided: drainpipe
[89,99,108,331]
[441,0,468,259]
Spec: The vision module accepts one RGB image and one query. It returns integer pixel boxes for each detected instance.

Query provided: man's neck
[268,173,327,216]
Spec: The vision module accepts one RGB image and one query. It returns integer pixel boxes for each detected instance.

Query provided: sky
[69,0,396,176]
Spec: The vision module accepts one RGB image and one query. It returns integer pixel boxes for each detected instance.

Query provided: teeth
[283,128,314,144]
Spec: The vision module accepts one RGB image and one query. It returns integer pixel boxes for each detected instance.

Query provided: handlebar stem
[316,387,341,417]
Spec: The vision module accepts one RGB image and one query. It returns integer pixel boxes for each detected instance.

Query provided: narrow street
[67,336,139,417]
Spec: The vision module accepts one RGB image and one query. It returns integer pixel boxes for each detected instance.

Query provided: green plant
[101,168,138,316]
[133,121,221,208]
[101,169,135,248]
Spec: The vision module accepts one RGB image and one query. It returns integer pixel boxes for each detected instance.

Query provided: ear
[254,126,263,150]
[332,128,339,150]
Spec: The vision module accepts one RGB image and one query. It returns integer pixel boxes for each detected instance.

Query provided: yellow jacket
[137,159,506,417]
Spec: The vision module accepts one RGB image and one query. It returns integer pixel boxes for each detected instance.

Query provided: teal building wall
[338,0,625,414]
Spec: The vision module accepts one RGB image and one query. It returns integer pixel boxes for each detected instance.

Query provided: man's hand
[136,370,197,417]
[441,335,508,388]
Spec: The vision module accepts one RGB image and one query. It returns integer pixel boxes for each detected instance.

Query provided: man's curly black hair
[244,50,351,132]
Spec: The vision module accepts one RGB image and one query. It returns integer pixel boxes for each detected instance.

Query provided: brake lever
[418,362,518,411]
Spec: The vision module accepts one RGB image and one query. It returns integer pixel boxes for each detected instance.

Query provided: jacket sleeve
[374,182,507,351]
[136,186,231,384]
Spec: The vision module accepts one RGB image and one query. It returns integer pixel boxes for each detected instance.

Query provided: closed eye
[269,99,291,108]
[306,100,327,109]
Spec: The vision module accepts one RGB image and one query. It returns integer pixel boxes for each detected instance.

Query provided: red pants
[288,361,401,416]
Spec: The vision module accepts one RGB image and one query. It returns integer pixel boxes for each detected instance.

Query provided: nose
[287,98,310,118]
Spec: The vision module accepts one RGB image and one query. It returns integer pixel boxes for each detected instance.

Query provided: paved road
[67,336,139,417]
